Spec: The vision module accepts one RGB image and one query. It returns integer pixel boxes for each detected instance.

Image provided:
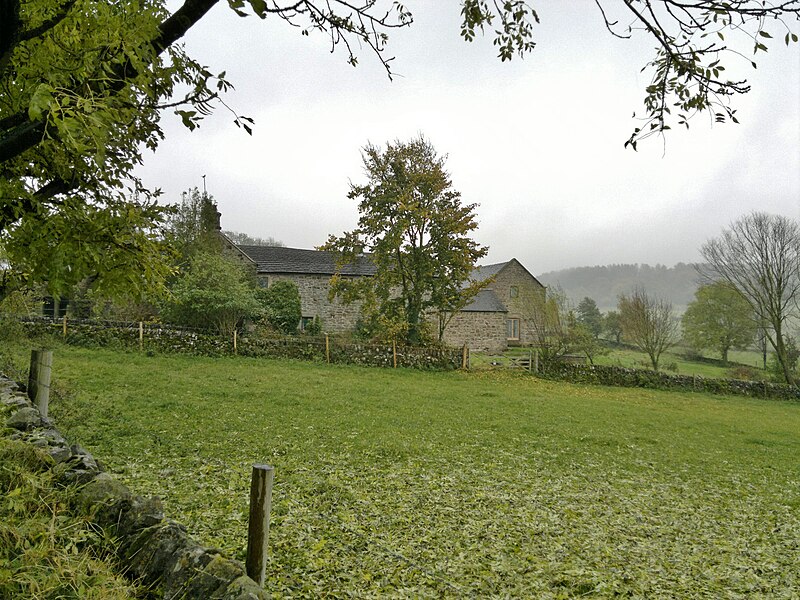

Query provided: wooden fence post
[28,349,52,419]
[246,464,274,587]
[393,339,397,368]
[27,350,40,402]
[62,315,67,338]
[139,321,144,351]
[234,329,238,355]
[528,350,533,373]
[461,344,467,370]
[533,349,539,374]
[325,334,330,364]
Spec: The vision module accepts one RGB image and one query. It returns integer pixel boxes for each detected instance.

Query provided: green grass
[9,344,800,597]
[0,437,142,599]
[592,344,765,378]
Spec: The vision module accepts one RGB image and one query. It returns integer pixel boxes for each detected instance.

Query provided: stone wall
[440,311,507,353]
[261,274,362,334]
[1,374,267,600]
[489,259,546,346]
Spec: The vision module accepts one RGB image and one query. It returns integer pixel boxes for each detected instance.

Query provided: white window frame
[507,318,520,341]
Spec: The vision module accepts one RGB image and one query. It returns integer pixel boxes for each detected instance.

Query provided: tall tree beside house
[681,282,756,363]
[162,251,260,336]
[322,136,488,345]
[165,187,222,262]
[618,287,679,371]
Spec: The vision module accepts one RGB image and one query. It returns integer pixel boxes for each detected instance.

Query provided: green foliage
[304,314,322,336]
[523,285,597,366]
[568,322,609,365]
[322,136,488,345]
[769,337,800,383]
[256,280,301,335]
[163,251,260,336]
[165,187,223,262]
[682,282,756,362]
[0,0,228,300]
[32,345,800,597]
[603,310,623,343]
[1,196,173,301]
[576,296,603,337]
[0,438,139,599]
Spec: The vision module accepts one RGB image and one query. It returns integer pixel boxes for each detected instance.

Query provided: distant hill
[536,263,704,313]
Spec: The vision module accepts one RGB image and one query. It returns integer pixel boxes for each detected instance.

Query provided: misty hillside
[536,263,704,313]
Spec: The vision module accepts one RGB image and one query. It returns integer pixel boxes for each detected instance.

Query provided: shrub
[728,365,758,381]
[257,281,302,335]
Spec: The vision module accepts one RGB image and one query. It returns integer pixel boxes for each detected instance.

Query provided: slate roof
[236,244,514,313]
[470,262,508,283]
[236,245,377,276]
[460,289,507,313]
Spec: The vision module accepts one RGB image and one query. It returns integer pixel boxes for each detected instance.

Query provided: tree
[576,296,603,338]
[681,281,756,363]
[2,1,797,296]
[163,251,260,336]
[525,285,576,367]
[569,322,609,365]
[165,187,222,262]
[222,231,284,247]
[322,136,488,345]
[603,310,623,344]
[257,280,301,335]
[699,212,800,385]
[618,287,679,371]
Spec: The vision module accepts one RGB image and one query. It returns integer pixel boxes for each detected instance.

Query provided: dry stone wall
[1,374,267,600]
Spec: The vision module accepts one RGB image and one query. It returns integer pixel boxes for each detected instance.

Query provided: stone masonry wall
[261,274,362,334]
[1,374,267,600]
[440,311,507,353]
[490,260,546,346]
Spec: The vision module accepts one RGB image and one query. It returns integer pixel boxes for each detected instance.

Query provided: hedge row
[540,362,800,401]
[18,320,462,371]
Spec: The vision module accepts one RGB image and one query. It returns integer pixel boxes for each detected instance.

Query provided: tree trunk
[773,329,795,385]
[406,297,422,345]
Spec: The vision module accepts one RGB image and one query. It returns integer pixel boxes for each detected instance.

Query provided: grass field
[593,345,765,378]
[473,343,766,380]
[8,345,799,597]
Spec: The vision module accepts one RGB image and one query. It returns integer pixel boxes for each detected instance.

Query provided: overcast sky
[135,2,800,275]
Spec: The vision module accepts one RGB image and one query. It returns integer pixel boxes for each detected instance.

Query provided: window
[510,286,519,298]
[300,316,314,332]
[258,276,271,288]
[506,318,520,340]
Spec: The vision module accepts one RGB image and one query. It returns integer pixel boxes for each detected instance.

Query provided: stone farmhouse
[224,237,545,352]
